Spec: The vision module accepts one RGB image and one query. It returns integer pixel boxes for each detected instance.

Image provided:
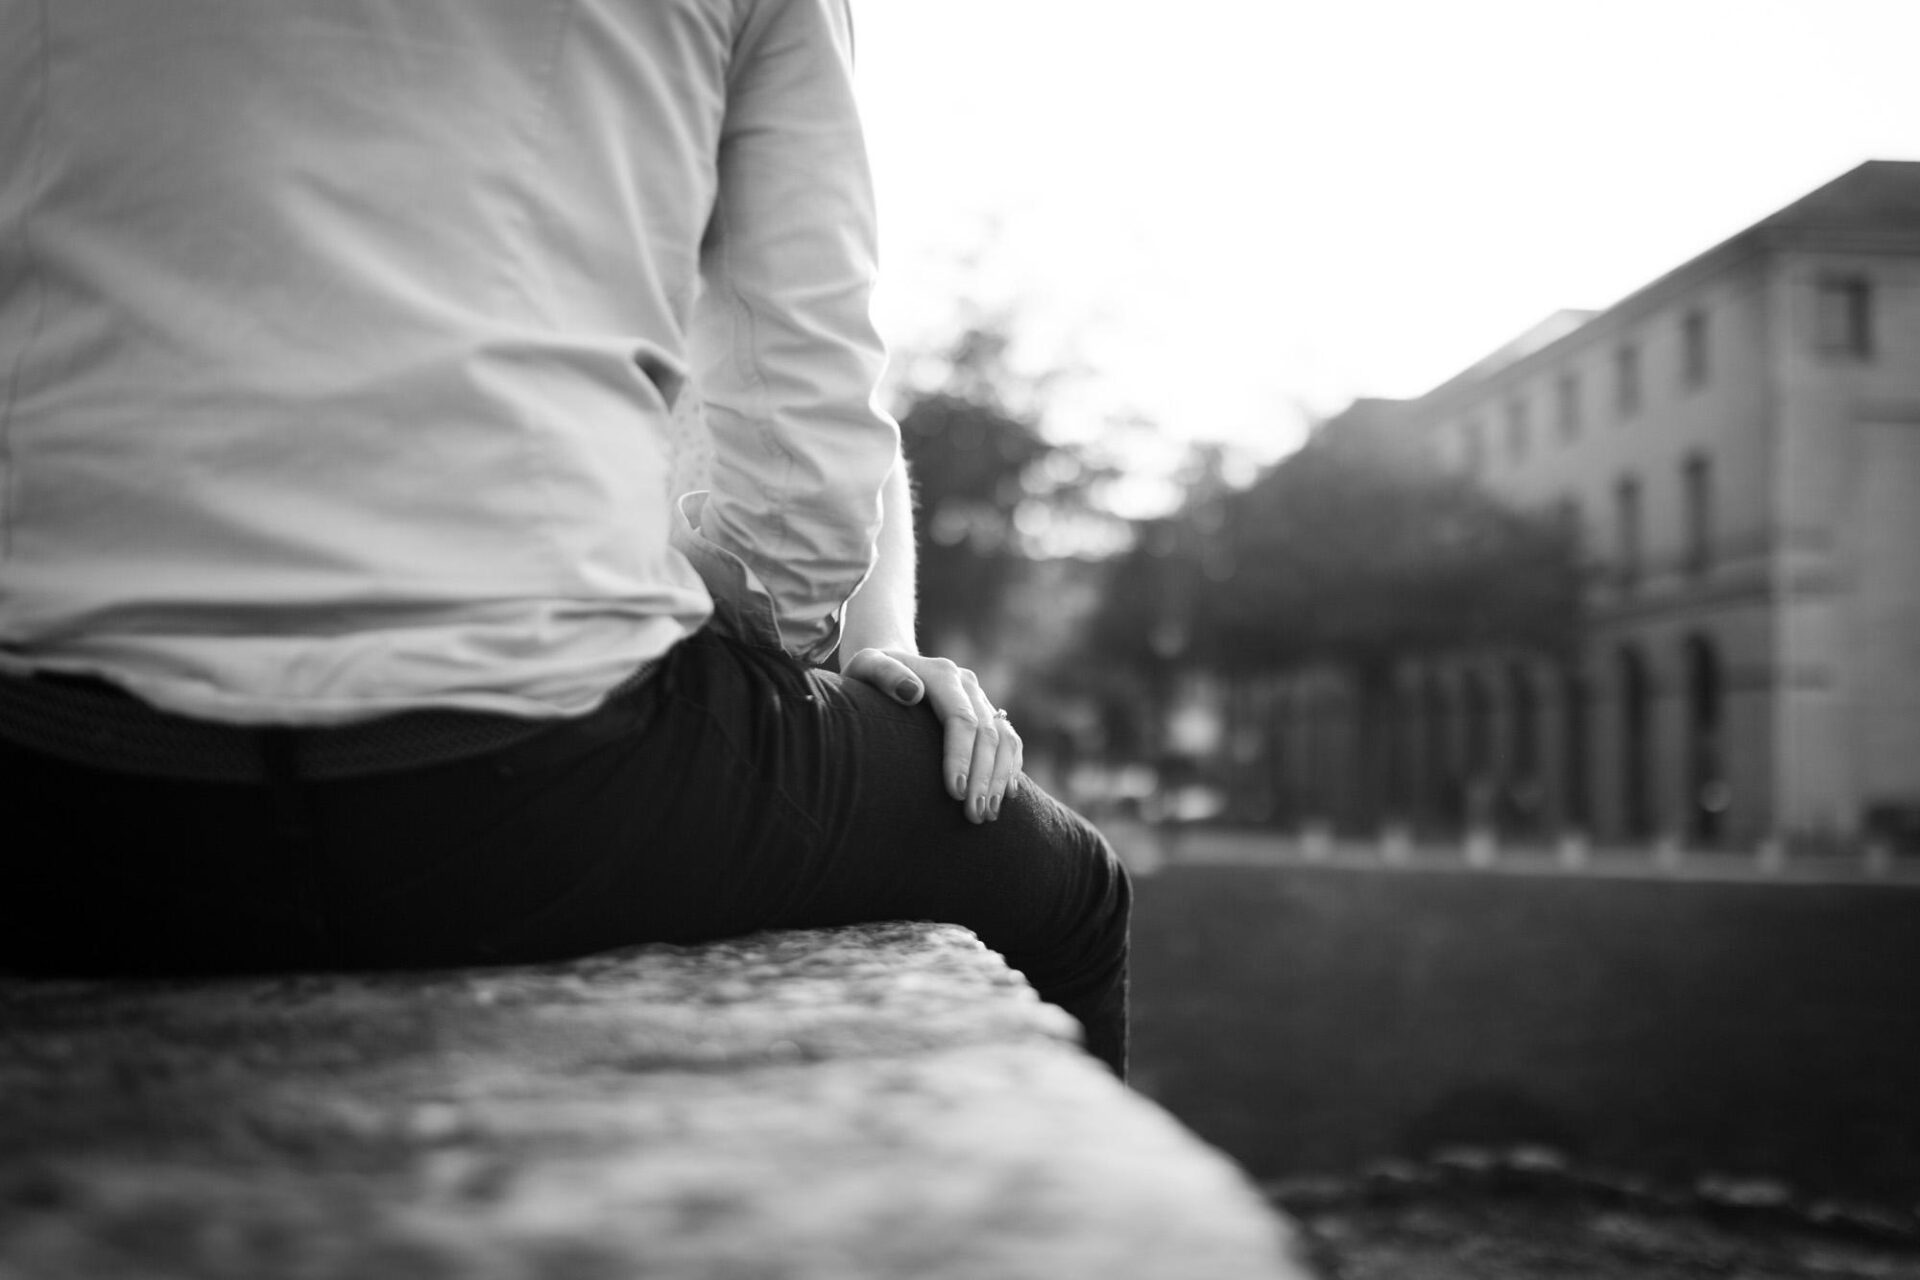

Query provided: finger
[942,682,988,809]
[843,647,924,705]
[895,657,1001,815]
[985,714,1022,820]
[963,690,1001,824]
[909,660,975,802]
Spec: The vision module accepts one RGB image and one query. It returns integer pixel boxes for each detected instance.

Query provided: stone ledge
[0,922,1308,1279]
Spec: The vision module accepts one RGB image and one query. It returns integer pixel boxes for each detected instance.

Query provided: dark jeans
[0,631,1130,1076]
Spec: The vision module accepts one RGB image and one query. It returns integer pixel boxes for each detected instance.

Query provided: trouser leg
[0,632,1130,1076]
[457,630,1131,1075]
[732,641,1132,1077]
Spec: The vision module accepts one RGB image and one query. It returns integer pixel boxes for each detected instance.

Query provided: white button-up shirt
[0,0,896,724]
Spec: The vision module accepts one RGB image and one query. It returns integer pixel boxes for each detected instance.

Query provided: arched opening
[1267,683,1294,825]
[1462,670,1494,828]
[1303,680,1332,821]
[1562,666,1591,831]
[1684,634,1726,845]
[1617,645,1655,840]
[1383,675,1416,821]
[1422,673,1456,830]
[1505,662,1542,835]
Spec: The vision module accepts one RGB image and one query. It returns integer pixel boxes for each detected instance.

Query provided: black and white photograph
[3,2,1919,1276]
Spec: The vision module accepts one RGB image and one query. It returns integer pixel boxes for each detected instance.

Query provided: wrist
[841,634,918,662]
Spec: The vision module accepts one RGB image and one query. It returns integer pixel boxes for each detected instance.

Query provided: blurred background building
[671,160,1920,859]
[1230,160,1920,854]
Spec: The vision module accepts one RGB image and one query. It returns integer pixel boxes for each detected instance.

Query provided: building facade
[1254,161,1920,852]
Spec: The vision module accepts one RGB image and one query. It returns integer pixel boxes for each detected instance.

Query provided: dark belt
[0,663,657,784]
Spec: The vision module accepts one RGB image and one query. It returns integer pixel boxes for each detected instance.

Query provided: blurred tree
[1078,427,1579,815]
[895,324,1123,657]
[1198,441,1580,676]
[1067,445,1239,763]
[898,389,1047,652]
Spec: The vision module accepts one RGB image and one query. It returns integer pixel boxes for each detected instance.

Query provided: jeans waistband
[0,664,657,784]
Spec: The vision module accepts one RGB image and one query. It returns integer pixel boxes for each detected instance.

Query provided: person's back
[1,0,891,721]
[0,0,1130,1079]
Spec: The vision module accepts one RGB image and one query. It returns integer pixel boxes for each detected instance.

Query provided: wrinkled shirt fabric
[0,0,895,724]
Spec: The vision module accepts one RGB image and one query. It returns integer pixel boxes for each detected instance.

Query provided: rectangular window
[1505,396,1530,463]
[1681,308,1710,388]
[1555,494,1583,557]
[1683,454,1713,575]
[1460,419,1486,475]
[1815,274,1873,357]
[1615,343,1641,419]
[1556,371,1581,440]
[1615,476,1642,590]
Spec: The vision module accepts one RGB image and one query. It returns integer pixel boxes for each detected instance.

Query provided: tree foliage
[1086,435,1580,683]
[898,389,1047,650]
[1201,444,1580,673]
[895,325,1121,653]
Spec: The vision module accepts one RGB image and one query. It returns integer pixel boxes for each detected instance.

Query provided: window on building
[1615,343,1642,419]
[1556,371,1581,440]
[1681,308,1710,388]
[1554,494,1584,558]
[1615,475,1642,589]
[1505,396,1530,463]
[1459,418,1486,475]
[1815,274,1873,358]
[1682,453,1712,575]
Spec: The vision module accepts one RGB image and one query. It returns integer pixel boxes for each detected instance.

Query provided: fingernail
[954,774,968,798]
[988,795,1001,819]
[894,679,920,702]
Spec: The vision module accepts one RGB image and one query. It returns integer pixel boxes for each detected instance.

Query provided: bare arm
[840,453,1024,825]
[836,451,918,662]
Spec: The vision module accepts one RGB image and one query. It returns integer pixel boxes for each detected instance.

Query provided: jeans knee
[1094,825,1132,926]
[1055,813,1131,964]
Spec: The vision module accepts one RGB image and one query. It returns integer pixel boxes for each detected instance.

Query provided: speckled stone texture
[0,922,1307,1279]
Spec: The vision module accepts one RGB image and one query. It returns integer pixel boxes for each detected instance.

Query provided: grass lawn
[1131,863,1920,1204]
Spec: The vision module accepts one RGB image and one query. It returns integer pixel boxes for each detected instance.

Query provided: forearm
[837,452,1023,823]
[839,451,918,659]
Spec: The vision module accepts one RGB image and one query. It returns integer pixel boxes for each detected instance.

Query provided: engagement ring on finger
[993,708,1010,720]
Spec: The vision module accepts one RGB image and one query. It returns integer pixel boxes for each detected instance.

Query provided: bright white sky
[853,0,1920,473]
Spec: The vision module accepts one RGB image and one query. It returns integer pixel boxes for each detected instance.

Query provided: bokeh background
[840,0,1920,1210]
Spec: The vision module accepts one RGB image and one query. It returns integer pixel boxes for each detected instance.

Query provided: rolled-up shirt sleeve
[684,0,898,663]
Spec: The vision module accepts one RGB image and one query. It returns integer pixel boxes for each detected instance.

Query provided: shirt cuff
[670,491,842,663]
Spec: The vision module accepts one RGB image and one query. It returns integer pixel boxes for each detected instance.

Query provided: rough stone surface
[0,923,1306,1279]
[1290,1192,1920,1280]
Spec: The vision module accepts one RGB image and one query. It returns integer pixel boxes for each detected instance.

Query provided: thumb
[846,647,924,705]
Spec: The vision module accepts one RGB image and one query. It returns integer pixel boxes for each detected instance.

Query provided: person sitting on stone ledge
[0,0,1130,1077]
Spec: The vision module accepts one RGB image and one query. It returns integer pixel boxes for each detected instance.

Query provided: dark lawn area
[1130,864,1920,1204]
